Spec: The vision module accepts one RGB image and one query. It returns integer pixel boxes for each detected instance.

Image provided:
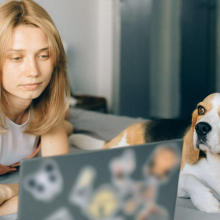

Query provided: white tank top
[0,113,39,166]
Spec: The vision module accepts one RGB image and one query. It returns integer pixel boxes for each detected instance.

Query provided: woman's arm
[41,116,69,157]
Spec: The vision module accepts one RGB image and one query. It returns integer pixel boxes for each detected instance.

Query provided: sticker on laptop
[23,158,63,202]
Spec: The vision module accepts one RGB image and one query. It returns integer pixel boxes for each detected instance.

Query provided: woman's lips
[21,83,42,90]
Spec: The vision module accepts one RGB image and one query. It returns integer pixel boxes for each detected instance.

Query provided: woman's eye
[39,54,49,59]
[11,57,21,61]
[198,106,205,115]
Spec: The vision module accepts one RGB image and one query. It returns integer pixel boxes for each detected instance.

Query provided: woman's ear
[181,110,200,169]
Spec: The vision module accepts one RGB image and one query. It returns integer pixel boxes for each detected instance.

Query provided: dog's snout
[195,122,212,136]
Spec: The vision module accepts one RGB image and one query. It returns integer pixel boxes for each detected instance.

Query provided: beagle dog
[178,93,220,213]
[69,93,220,213]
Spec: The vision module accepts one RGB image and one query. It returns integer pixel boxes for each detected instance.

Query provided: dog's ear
[181,110,200,168]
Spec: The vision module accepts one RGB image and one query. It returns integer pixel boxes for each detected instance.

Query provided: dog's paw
[191,188,220,213]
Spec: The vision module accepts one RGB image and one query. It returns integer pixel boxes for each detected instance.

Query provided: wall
[35,0,120,112]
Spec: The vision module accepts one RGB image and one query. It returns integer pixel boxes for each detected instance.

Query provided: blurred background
[1,0,219,120]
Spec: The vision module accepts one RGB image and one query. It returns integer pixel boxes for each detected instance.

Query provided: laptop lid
[18,139,183,220]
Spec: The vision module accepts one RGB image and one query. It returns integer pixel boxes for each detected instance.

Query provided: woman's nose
[25,58,39,77]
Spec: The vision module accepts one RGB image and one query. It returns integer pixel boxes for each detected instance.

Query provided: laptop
[17,139,183,220]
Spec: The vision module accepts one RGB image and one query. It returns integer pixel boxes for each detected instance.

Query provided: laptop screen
[18,139,183,220]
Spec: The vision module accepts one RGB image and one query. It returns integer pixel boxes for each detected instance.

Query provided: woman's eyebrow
[38,47,49,52]
[7,49,24,52]
[7,47,49,52]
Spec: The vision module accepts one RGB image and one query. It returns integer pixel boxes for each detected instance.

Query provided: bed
[0,107,220,220]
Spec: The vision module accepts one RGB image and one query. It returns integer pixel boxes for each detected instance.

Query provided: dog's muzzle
[195,122,212,149]
[195,122,212,137]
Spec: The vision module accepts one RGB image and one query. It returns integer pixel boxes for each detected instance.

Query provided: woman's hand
[0,195,18,216]
[0,184,19,205]
[0,185,7,205]
[0,184,19,216]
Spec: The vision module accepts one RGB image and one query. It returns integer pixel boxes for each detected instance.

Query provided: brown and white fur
[69,93,220,213]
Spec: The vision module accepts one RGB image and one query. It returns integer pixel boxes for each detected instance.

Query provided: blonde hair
[0,0,70,135]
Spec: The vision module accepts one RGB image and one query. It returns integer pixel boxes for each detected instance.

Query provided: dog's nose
[195,122,212,136]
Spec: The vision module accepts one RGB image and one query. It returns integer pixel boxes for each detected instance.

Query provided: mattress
[0,107,219,219]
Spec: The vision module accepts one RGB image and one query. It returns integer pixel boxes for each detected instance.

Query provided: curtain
[149,0,181,118]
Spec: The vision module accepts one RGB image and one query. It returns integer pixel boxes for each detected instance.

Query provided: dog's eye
[198,106,205,115]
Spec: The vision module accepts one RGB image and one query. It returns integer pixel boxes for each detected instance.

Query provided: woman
[0,0,73,215]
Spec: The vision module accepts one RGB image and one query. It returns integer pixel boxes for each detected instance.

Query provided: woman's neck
[7,108,30,125]
[3,91,32,124]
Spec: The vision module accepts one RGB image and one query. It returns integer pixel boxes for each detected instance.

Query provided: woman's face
[2,25,54,102]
